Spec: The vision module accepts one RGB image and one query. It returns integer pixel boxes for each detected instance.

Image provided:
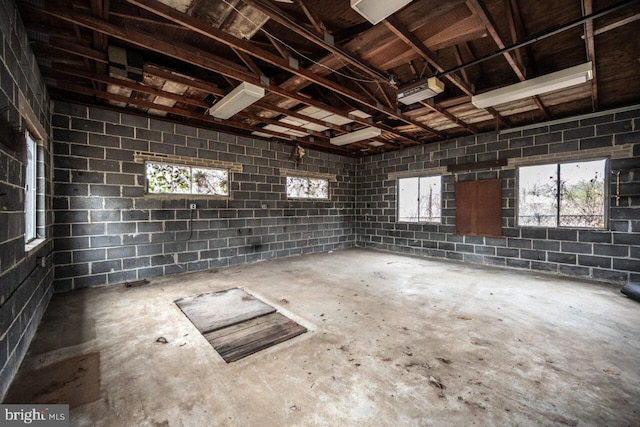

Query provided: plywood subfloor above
[175,288,307,362]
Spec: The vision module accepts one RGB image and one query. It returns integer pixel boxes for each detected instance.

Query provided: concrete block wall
[356,108,640,284]
[52,102,355,292]
[0,0,53,398]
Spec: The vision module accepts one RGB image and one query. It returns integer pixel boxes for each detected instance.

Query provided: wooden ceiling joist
[240,0,389,85]
[127,0,444,139]
[583,0,599,110]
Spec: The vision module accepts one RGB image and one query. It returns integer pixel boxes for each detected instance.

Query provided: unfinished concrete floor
[5,248,640,426]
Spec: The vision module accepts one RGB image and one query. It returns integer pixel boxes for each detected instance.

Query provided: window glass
[286,176,329,199]
[146,162,228,196]
[398,176,441,223]
[518,159,606,228]
[559,159,606,227]
[24,132,37,242]
[518,164,558,227]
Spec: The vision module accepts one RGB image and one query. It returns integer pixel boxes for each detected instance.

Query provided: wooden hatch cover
[176,288,306,362]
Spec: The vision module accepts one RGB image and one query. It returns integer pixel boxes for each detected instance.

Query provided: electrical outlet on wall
[190,203,197,210]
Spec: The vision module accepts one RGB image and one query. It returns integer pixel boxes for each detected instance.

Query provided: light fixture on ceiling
[471,62,593,109]
[330,127,382,146]
[209,82,265,119]
[397,77,445,105]
[350,0,413,25]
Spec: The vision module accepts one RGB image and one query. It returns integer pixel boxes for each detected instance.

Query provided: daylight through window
[286,176,329,199]
[24,132,37,243]
[146,162,229,196]
[518,159,606,228]
[398,176,442,222]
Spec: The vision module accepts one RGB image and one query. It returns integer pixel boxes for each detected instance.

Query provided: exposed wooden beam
[31,40,108,64]
[383,16,510,129]
[126,0,442,138]
[49,65,212,108]
[452,45,472,89]
[144,63,347,133]
[504,0,524,71]
[144,63,226,97]
[241,0,389,85]
[465,0,548,119]
[232,47,263,76]
[109,11,186,30]
[466,0,525,80]
[583,0,599,110]
[51,83,348,153]
[419,100,478,134]
[586,13,640,37]
[27,4,259,83]
[28,2,420,144]
[264,32,291,61]
[383,16,473,97]
[293,0,325,37]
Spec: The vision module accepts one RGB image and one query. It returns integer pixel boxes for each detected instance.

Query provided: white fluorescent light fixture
[351,0,413,25]
[209,82,265,119]
[330,127,381,146]
[471,62,593,109]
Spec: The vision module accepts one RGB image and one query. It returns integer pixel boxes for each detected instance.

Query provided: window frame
[285,175,330,200]
[145,161,230,197]
[516,158,608,229]
[396,175,443,224]
[24,131,37,243]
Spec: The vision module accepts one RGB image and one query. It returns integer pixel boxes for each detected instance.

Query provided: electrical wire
[220,0,385,84]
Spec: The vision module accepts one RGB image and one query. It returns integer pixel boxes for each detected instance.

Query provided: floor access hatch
[175,288,306,362]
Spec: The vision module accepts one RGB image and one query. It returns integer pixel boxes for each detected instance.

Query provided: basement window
[286,176,329,199]
[397,176,442,223]
[518,159,607,228]
[146,161,229,196]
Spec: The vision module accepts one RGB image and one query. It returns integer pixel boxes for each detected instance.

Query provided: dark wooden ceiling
[18,0,640,156]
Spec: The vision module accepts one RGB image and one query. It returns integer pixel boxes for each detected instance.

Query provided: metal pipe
[434,0,640,80]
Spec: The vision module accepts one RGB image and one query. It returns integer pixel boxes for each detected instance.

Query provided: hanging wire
[221,0,385,84]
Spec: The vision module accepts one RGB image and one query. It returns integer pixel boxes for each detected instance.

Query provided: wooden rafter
[27,3,420,144]
[383,15,503,131]
[583,0,598,110]
[466,0,525,80]
[241,0,389,85]
[293,0,325,37]
[384,16,472,96]
[420,100,478,135]
[465,0,549,119]
[126,0,443,138]
[50,82,351,153]
[49,65,212,109]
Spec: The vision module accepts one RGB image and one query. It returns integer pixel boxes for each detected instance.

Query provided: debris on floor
[429,375,445,389]
[156,337,168,344]
[124,279,150,288]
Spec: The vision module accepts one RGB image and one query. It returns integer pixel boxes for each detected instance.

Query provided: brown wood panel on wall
[455,179,503,237]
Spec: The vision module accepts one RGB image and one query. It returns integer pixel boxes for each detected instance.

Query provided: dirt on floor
[4,248,640,426]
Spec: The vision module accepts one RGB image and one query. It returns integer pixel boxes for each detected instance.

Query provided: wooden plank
[175,288,276,334]
[205,312,292,346]
[206,313,307,363]
[455,179,503,237]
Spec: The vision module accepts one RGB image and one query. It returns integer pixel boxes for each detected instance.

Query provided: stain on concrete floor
[4,248,640,426]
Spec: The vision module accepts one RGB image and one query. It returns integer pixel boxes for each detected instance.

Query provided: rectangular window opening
[397,176,442,223]
[518,159,606,228]
[146,161,229,196]
[24,132,37,243]
[286,176,329,199]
